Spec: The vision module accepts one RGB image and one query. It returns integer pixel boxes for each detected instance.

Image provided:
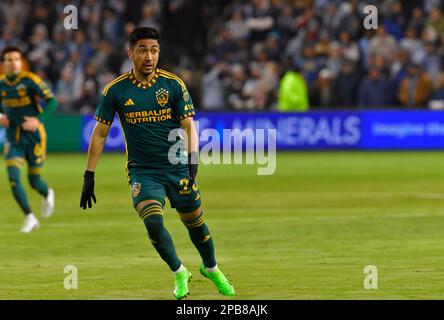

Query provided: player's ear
[127,48,133,60]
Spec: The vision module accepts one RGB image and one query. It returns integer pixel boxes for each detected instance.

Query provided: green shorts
[4,125,47,174]
[127,164,202,213]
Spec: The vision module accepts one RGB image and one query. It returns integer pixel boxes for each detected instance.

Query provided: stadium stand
[1,0,444,111]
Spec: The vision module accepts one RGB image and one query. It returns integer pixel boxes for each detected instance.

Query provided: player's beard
[140,63,156,78]
[6,67,21,76]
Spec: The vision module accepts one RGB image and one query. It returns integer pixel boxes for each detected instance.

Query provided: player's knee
[28,175,41,189]
[139,202,164,242]
[179,206,202,223]
[181,210,205,229]
[136,199,162,212]
[7,166,20,185]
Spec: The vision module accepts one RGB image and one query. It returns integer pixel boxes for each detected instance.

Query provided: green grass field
[1,152,444,299]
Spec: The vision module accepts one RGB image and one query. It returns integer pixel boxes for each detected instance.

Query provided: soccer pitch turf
[1,152,444,300]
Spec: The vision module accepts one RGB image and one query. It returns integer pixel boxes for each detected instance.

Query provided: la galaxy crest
[132,182,141,197]
[16,84,27,97]
[156,88,169,106]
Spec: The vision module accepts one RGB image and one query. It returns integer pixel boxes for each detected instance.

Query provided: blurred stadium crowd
[1,0,444,112]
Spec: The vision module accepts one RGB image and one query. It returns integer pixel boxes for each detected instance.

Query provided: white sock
[206,265,218,273]
[173,264,186,274]
[27,213,36,219]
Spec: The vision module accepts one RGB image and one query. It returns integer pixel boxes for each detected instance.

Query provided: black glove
[80,170,96,209]
[187,151,198,190]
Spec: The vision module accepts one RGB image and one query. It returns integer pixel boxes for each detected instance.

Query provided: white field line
[1,211,444,229]
[211,211,444,222]
[234,191,444,200]
[333,192,444,200]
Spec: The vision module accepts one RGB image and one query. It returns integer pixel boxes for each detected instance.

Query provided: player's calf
[137,201,182,272]
[28,173,54,218]
[28,172,49,197]
[179,207,217,269]
[7,165,31,215]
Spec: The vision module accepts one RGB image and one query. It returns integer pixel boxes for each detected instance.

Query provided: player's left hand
[80,170,97,209]
[187,151,198,190]
[22,116,40,132]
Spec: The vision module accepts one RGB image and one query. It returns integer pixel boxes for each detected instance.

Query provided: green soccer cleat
[199,265,235,296]
[173,268,192,300]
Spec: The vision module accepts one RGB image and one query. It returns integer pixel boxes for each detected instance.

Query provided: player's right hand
[21,116,40,132]
[80,170,96,209]
[0,114,9,127]
[187,151,198,189]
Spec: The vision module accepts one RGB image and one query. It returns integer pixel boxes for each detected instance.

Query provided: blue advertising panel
[81,112,363,151]
[78,110,444,151]
[361,111,444,150]
[195,112,362,150]
[82,115,126,152]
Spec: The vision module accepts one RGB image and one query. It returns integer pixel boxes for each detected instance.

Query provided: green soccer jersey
[0,71,54,142]
[95,68,196,169]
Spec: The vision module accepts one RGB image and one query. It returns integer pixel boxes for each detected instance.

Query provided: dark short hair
[1,45,22,61]
[129,27,160,48]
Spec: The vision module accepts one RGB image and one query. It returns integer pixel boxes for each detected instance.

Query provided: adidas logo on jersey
[124,99,135,106]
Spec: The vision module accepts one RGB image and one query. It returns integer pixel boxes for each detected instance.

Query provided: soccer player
[0,46,57,233]
[80,27,235,299]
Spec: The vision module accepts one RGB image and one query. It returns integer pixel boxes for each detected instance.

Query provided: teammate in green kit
[0,46,57,233]
[80,27,234,299]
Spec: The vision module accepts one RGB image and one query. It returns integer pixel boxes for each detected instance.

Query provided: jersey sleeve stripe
[158,68,184,80]
[23,71,43,85]
[158,70,187,90]
[36,103,44,113]
[158,73,187,91]
[103,73,130,96]
[158,70,186,86]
